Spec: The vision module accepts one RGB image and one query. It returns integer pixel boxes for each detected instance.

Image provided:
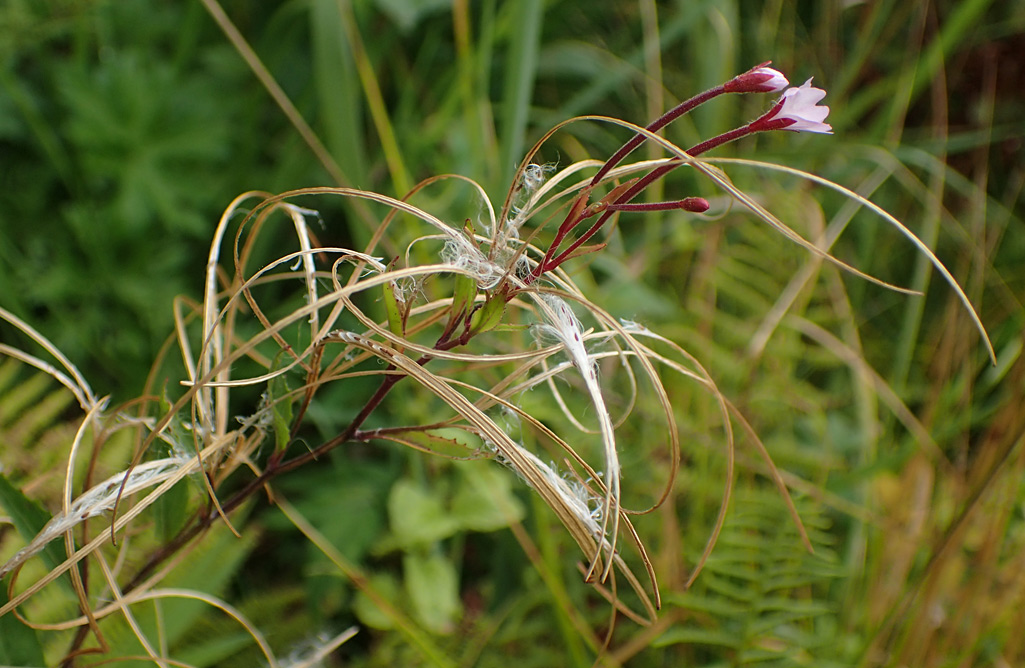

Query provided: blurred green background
[2,1,1024,666]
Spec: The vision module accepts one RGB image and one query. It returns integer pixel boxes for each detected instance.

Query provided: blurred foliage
[2,0,1025,667]
[0,0,327,394]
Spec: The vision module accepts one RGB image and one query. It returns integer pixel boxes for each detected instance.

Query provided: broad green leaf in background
[0,586,46,668]
[450,460,524,532]
[384,478,461,549]
[353,572,401,630]
[0,472,68,582]
[404,551,461,635]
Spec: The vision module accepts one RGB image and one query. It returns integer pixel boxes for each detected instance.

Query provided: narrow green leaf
[153,476,189,543]
[498,0,543,188]
[662,590,746,617]
[335,1,411,194]
[382,281,405,338]
[268,355,294,453]
[172,630,254,668]
[450,273,477,321]
[374,0,452,33]
[310,0,367,184]
[653,626,740,649]
[468,295,505,335]
[377,427,481,459]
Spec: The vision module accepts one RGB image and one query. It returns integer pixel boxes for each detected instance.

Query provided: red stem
[589,84,726,187]
[530,112,789,282]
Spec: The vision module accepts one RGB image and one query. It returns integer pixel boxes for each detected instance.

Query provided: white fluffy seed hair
[498,440,604,540]
[500,162,557,250]
[532,294,621,575]
[521,162,556,193]
[440,237,506,289]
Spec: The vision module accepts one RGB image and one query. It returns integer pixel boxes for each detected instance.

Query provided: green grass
[1,1,1024,667]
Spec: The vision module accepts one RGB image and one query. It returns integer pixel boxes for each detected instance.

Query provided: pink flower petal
[771,78,832,134]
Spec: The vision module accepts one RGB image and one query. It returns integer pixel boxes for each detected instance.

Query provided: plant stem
[527,117,772,284]
[589,84,726,186]
[115,300,493,602]
[119,344,444,599]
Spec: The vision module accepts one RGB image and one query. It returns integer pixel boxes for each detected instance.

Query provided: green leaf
[0,472,69,584]
[468,295,505,335]
[382,478,460,550]
[377,427,481,459]
[450,273,477,321]
[172,630,254,668]
[498,0,543,188]
[382,281,405,338]
[97,517,257,662]
[153,476,190,543]
[374,0,452,33]
[353,572,401,630]
[404,551,461,634]
[310,0,367,184]
[653,626,740,649]
[268,354,294,453]
[662,590,746,617]
[450,461,524,532]
[0,586,46,667]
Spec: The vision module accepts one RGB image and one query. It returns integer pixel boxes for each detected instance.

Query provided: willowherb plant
[0,62,993,664]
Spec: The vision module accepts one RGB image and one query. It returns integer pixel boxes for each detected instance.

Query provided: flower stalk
[526,67,832,285]
[589,62,789,187]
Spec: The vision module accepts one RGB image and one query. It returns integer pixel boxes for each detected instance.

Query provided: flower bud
[724,63,789,94]
[681,196,710,213]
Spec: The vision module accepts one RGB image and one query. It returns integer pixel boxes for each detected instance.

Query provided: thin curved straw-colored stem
[0,306,97,411]
[95,555,171,668]
[437,374,660,617]
[513,114,947,299]
[704,156,996,364]
[112,586,280,668]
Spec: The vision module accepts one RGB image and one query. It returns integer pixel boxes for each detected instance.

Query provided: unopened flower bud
[681,196,710,213]
[724,63,789,94]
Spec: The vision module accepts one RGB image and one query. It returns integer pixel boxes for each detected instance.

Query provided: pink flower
[725,63,790,94]
[764,78,833,134]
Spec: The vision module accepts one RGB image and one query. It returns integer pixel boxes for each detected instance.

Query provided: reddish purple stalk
[526,79,805,284]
